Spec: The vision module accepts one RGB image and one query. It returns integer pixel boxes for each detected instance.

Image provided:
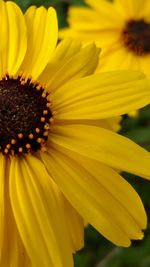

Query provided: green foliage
[69,0,85,6]
[121,106,150,151]
[10,0,150,266]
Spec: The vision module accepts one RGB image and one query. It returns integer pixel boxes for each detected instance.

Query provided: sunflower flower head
[1,1,150,267]
[59,0,150,75]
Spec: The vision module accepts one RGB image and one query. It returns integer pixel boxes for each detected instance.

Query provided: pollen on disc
[0,75,52,155]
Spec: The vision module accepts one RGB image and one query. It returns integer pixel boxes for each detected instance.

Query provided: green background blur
[13,0,150,266]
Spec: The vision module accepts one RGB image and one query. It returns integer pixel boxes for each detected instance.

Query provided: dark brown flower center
[0,75,52,155]
[122,19,150,56]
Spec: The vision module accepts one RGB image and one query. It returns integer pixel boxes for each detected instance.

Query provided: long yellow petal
[42,148,146,247]
[1,159,30,267]
[51,39,81,61]
[39,39,82,86]
[9,155,73,267]
[0,1,27,77]
[20,6,58,80]
[52,71,150,120]
[61,196,84,253]
[0,155,5,260]
[46,43,100,92]
[50,124,150,179]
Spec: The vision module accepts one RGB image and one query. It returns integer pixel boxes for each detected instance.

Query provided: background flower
[59,0,150,76]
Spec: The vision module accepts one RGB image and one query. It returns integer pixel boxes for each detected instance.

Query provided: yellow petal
[20,6,58,80]
[51,39,81,61]
[59,28,81,40]
[99,47,133,72]
[0,155,5,259]
[53,71,150,120]
[50,124,150,180]
[42,148,146,247]
[107,116,122,132]
[62,196,84,253]
[54,117,121,132]
[39,39,82,86]
[9,155,73,267]
[1,206,31,267]
[0,1,27,77]
[68,7,107,30]
[138,55,150,77]
[115,0,149,19]
[1,158,30,267]
[46,43,100,92]
[68,7,99,25]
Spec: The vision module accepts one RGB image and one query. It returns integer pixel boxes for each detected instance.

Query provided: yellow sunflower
[1,1,150,266]
[59,0,150,75]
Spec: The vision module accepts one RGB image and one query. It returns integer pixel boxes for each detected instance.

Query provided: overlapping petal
[52,71,150,120]
[1,158,31,267]
[115,0,149,19]
[0,155,5,260]
[62,197,84,253]
[39,39,82,87]
[50,124,150,179]
[20,6,58,80]
[0,1,27,77]
[50,44,99,91]
[42,147,146,246]
[9,155,73,267]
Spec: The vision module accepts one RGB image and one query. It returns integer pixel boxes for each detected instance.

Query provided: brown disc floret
[0,75,52,155]
[122,19,150,55]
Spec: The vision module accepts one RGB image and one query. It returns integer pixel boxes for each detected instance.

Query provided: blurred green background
[13,0,150,266]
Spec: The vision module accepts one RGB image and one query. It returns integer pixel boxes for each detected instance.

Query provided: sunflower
[59,0,150,75]
[1,1,150,267]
